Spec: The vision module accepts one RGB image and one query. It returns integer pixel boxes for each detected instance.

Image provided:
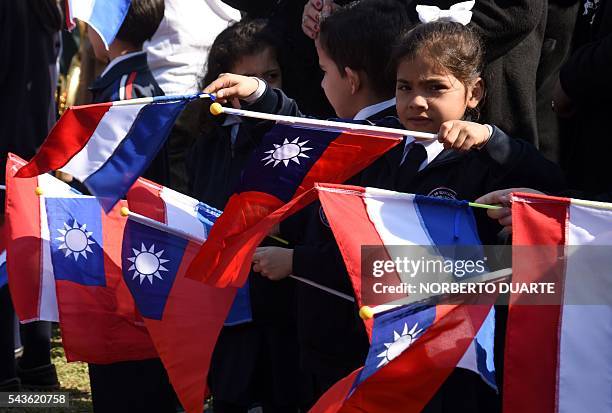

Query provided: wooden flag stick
[120,206,356,302]
[209,102,436,139]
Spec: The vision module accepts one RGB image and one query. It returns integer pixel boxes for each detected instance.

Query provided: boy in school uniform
[83,1,177,412]
[86,0,168,187]
[204,1,410,408]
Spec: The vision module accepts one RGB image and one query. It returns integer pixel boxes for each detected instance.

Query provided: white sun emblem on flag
[261,137,313,167]
[56,220,95,261]
[376,322,423,368]
[127,243,169,285]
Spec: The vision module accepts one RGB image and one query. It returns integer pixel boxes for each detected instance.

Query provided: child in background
[84,1,178,412]
[186,19,299,413]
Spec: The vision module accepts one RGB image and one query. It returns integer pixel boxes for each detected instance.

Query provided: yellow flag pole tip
[120,207,130,217]
[209,102,224,116]
[359,306,374,320]
[34,187,44,196]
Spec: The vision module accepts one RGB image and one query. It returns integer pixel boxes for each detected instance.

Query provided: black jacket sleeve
[479,125,566,193]
[244,83,305,118]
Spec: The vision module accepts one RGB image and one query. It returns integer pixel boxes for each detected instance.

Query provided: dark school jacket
[89,51,169,186]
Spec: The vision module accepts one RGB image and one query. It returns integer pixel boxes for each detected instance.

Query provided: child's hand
[437,120,491,151]
[203,73,259,105]
[252,247,293,281]
[475,188,544,233]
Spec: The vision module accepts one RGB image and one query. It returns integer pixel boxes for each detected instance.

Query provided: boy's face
[315,39,355,119]
[87,26,109,63]
[395,55,481,134]
[231,47,282,90]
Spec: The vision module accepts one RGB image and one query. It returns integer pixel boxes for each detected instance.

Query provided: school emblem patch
[427,187,458,200]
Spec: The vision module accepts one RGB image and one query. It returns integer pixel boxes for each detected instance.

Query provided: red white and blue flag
[44,196,157,363]
[16,95,194,212]
[123,179,238,413]
[505,192,612,413]
[309,184,496,412]
[186,123,402,287]
[65,0,132,49]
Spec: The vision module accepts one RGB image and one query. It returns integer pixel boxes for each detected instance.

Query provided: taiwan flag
[44,196,157,363]
[123,178,238,413]
[310,303,494,413]
[186,123,403,287]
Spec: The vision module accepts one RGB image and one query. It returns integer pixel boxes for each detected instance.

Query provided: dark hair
[392,22,484,118]
[115,0,164,46]
[199,18,282,90]
[318,0,409,98]
[198,19,282,133]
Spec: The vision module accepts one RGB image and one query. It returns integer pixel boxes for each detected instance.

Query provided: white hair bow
[416,1,475,26]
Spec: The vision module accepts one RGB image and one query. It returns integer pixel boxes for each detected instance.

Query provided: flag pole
[209,102,436,140]
[120,207,356,302]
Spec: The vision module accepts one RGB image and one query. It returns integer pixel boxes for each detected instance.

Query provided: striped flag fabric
[307,184,496,412]
[504,192,612,413]
[16,95,195,212]
[65,0,132,49]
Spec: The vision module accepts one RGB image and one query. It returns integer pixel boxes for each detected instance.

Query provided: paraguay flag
[308,184,497,412]
[65,0,132,49]
[186,123,403,287]
[505,192,612,413]
[123,179,238,413]
[16,95,195,212]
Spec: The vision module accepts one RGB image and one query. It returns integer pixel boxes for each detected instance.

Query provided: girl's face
[231,47,282,89]
[395,55,482,133]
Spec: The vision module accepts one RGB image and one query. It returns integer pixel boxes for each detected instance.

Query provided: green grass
[0,327,93,413]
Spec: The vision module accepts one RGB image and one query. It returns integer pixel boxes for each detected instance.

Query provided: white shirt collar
[353,98,396,121]
[100,51,147,78]
[403,135,445,171]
